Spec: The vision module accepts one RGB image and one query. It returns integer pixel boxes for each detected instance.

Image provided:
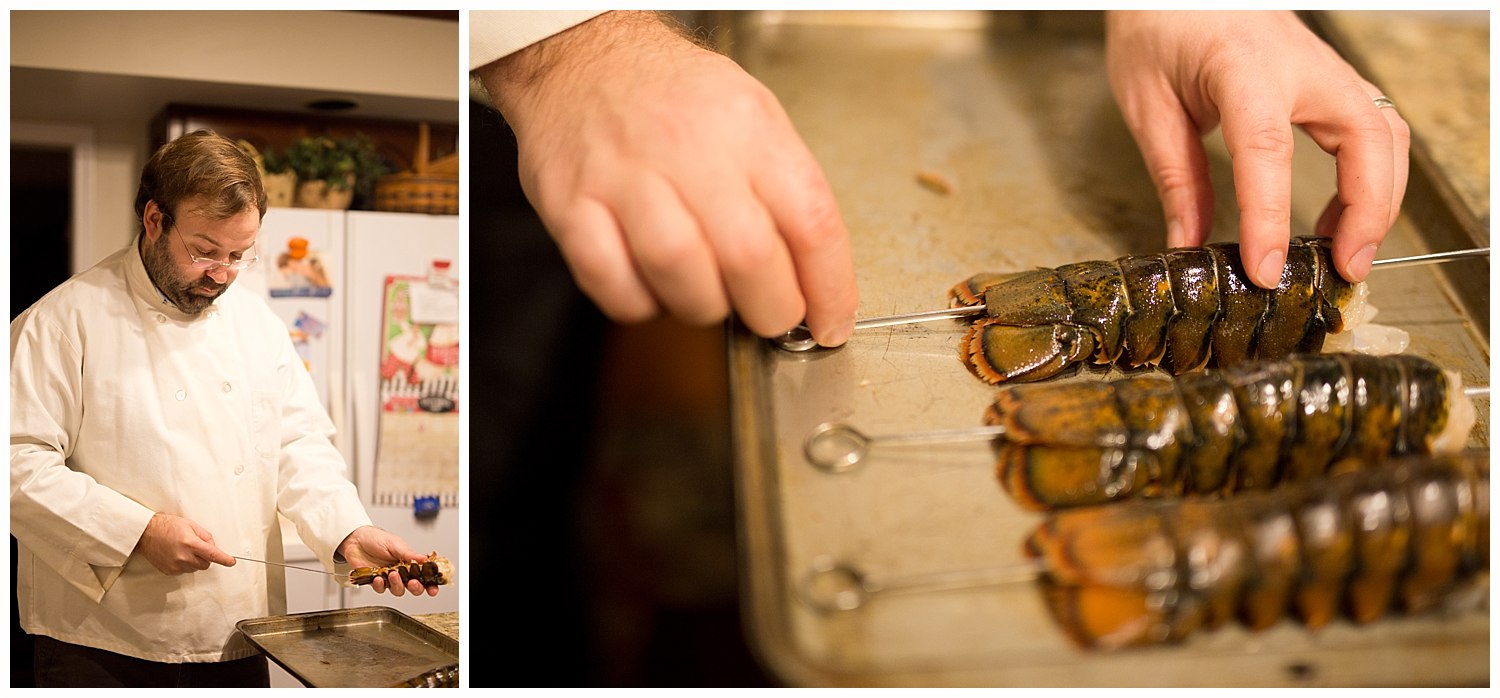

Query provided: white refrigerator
[246,208,461,685]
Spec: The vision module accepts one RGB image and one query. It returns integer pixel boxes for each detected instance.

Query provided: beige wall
[11,121,150,269]
[11,10,459,269]
[11,11,456,102]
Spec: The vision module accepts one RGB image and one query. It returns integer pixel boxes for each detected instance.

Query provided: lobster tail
[348,552,454,587]
[986,353,1474,511]
[956,237,1368,384]
[1025,452,1488,649]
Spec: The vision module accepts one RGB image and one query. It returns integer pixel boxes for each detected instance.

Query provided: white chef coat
[10,236,374,663]
[469,10,606,106]
[469,10,606,70]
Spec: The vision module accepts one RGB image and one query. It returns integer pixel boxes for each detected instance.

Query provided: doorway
[9,127,92,689]
[11,122,95,312]
[11,145,74,316]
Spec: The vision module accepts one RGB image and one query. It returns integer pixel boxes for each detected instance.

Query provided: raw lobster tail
[985,353,1476,510]
[952,236,1369,383]
[1025,450,1488,650]
[348,552,454,587]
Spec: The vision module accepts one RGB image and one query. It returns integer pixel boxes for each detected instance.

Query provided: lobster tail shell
[1159,248,1220,374]
[1116,254,1175,367]
[986,353,1465,511]
[1258,240,1326,358]
[961,322,1096,384]
[348,552,453,587]
[957,237,1360,384]
[1052,260,1129,365]
[948,271,1014,308]
[1026,451,1488,649]
[1205,244,1263,367]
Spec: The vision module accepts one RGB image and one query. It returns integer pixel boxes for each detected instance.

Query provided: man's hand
[1105,10,1410,288]
[337,525,439,598]
[134,512,235,575]
[478,10,859,347]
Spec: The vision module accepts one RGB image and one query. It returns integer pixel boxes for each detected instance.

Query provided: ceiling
[10,10,461,128]
[10,66,460,126]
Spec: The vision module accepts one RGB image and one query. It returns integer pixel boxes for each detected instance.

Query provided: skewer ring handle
[799,558,871,613]
[804,422,871,473]
[773,325,819,352]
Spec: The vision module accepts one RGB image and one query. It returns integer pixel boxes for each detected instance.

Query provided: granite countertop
[416,611,458,643]
[1320,10,1490,227]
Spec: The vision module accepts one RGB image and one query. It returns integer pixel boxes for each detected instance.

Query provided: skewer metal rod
[772,247,1489,351]
[233,556,349,582]
[1369,247,1489,269]
[772,307,984,350]
[804,422,1010,472]
[799,557,1044,613]
[852,305,985,329]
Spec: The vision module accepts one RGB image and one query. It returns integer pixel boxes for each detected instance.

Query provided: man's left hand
[337,525,441,597]
[1105,10,1409,289]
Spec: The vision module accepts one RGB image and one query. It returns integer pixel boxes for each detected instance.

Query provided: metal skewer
[773,247,1489,351]
[804,421,1008,473]
[799,555,1043,613]
[233,555,350,583]
[807,385,1488,473]
[1367,246,1490,269]
[774,306,983,351]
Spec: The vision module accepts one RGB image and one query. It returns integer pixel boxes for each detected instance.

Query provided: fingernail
[1166,219,1186,249]
[1346,244,1378,282]
[1254,249,1285,289]
[821,317,855,348]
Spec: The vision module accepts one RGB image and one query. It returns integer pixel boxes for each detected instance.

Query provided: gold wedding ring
[1373,95,1396,110]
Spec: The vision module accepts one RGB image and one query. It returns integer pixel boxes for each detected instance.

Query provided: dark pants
[33,635,269,688]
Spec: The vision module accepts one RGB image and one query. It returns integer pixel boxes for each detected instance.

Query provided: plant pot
[295,176,355,210]
[263,172,296,208]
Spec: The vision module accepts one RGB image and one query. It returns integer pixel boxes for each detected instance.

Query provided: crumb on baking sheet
[916,170,953,195]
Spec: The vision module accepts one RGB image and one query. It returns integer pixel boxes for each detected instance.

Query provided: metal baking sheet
[721,10,1489,687]
[236,606,458,687]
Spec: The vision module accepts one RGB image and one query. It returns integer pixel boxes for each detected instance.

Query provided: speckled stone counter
[1321,10,1489,228]
[416,611,458,643]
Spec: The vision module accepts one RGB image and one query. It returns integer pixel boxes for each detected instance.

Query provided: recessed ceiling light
[306,98,358,112]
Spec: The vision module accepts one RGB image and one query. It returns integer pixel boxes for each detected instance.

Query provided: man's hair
[134,129,267,226]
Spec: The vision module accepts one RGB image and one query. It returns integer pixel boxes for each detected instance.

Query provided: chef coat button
[222,382,233,392]
[156,314,167,323]
[235,463,244,475]
[175,389,186,401]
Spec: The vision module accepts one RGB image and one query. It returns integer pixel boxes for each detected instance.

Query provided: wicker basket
[375,123,458,215]
[375,172,457,214]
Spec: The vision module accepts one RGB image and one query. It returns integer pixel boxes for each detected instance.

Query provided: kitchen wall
[10,10,459,269]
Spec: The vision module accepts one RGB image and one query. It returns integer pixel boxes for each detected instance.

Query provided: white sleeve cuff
[469,10,607,70]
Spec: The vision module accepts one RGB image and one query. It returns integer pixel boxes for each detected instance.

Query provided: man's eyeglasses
[162,210,258,272]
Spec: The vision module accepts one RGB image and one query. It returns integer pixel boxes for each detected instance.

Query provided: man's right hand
[478,10,859,348]
[134,512,235,575]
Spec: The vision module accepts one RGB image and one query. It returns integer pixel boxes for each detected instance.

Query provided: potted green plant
[235,139,296,208]
[259,146,297,208]
[285,133,390,210]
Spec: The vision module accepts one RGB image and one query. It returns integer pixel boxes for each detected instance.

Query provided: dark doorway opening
[11,143,75,689]
[11,145,74,317]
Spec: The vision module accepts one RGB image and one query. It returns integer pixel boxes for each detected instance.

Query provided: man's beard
[141,233,227,315]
